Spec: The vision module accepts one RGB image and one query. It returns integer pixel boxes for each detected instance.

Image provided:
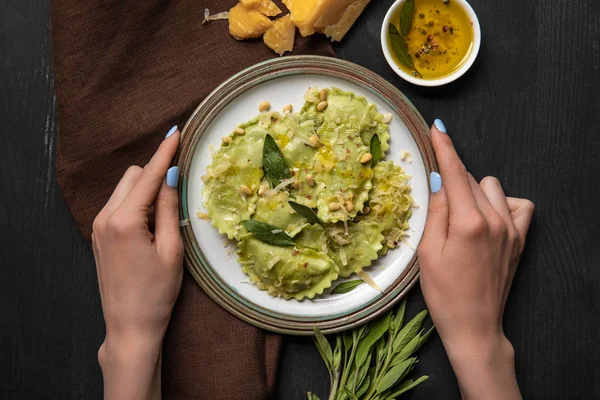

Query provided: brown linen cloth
[51,1,335,398]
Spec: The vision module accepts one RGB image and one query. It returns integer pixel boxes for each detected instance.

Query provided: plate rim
[176,55,437,335]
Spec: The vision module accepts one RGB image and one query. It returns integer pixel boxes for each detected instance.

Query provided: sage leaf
[306,392,321,400]
[343,330,354,352]
[355,310,392,367]
[356,375,371,398]
[392,309,428,354]
[370,134,382,166]
[393,298,407,335]
[333,336,343,370]
[313,325,333,373]
[288,201,323,226]
[376,357,416,393]
[263,134,291,187]
[399,0,415,37]
[242,220,295,247]
[384,375,429,399]
[354,353,371,392]
[389,24,415,70]
[391,333,420,365]
[343,387,359,400]
[415,326,435,352]
[331,279,363,294]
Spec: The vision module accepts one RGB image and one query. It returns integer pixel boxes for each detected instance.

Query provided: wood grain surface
[1,0,599,399]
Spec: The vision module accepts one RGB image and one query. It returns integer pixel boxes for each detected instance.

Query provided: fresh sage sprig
[330,279,363,295]
[309,298,433,400]
[369,134,382,166]
[242,220,295,246]
[263,134,292,187]
[288,201,323,226]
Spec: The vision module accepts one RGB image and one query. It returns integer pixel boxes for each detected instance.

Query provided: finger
[121,127,180,212]
[430,120,478,217]
[479,176,513,228]
[506,197,535,251]
[422,171,449,243]
[101,166,143,216]
[155,166,183,259]
[467,173,496,217]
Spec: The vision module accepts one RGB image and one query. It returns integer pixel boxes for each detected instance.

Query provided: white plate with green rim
[176,56,437,335]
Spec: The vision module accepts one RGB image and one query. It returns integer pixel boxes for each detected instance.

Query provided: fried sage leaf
[263,134,292,187]
[242,220,295,246]
[288,201,323,226]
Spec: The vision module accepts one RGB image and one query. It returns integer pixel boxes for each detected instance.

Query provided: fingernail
[430,171,442,193]
[165,125,178,139]
[167,166,179,188]
[434,119,447,133]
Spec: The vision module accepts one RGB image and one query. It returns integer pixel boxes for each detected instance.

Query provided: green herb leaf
[242,220,295,247]
[343,387,359,400]
[392,309,428,354]
[355,310,392,367]
[356,375,371,398]
[263,134,291,187]
[391,333,420,365]
[313,325,334,373]
[333,336,343,370]
[288,201,323,226]
[370,134,382,166]
[343,330,354,352]
[399,0,415,37]
[415,326,435,352]
[384,375,429,398]
[331,279,363,295]
[306,392,321,400]
[389,24,415,70]
[393,298,407,335]
[376,357,416,393]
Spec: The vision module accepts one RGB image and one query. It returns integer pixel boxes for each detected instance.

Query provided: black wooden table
[1,0,599,398]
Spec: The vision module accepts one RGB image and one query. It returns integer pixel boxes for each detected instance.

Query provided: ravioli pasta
[201,87,415,300]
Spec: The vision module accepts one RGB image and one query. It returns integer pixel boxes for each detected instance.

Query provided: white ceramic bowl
[381,0,482,87]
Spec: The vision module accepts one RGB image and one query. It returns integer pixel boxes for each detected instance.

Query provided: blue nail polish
[434,119,447,133]
[165,125,178,139]
[430,172,442,193]
[167,166,179,188]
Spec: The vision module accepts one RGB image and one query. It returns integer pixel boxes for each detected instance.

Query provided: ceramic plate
[176,56,437,335]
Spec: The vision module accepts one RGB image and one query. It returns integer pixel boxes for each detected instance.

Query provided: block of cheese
[284,0,370,40]
[263,14,296,56]
[240,0,282,17]
[228,3,273,40]
[319,0,371,42]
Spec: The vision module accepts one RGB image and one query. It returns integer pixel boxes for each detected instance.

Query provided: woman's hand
[92,126,183,400]
[419,120,534,400]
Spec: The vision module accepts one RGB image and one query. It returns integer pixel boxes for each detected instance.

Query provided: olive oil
[388,0,475,79]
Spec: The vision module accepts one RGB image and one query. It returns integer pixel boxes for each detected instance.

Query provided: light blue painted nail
[165,125,178,139]
[434,119,447,133]
[430,172,442,193]
[166,166,179,188]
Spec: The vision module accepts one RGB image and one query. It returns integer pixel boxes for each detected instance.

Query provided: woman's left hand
[92,126,183,399]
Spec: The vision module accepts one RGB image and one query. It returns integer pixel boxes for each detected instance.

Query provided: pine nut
[317,101,328,111]
[345,200,354,212]
[328,202,341,211]
[258,101,271,112]
[258,184,268,196]
[222,136,232,144]
[308,134,319,147]
[240,185,252,196]
[363,206,370,214]
[360,153,373,163]
[283,104,293,113]
[234,127,245,135]
[306,174,315,187]
[319,89,327,101]
[383,113,393,124]
[292,180,300,190]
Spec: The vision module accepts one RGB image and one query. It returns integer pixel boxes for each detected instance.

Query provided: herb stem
[336,334,358,400]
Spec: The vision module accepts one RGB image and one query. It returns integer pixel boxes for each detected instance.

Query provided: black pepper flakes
[419,13,425,18]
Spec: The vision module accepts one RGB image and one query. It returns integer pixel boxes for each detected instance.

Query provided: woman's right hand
[418,119,534,399]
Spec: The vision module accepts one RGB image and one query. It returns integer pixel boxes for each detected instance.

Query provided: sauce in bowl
[387,0,476,81]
